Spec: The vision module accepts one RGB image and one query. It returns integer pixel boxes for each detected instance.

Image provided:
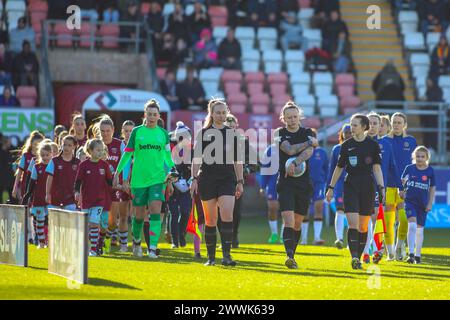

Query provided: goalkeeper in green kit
[114,100,178,258]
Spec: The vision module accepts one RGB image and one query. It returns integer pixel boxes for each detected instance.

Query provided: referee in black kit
[326,114,385,270]
[275,101,319,269]
[190,98,244,267]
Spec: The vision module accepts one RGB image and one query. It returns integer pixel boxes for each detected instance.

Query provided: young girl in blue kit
[400,146,436,264]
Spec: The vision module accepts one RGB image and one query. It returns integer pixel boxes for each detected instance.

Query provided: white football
[285,157,306,177]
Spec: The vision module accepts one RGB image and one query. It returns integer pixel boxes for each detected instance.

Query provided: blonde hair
[279,101,304,123]
[412,146,431,165]
[36,141,53,163]
[69,113,86,135]
[367,111,381,123]
[50,142,59,155]
[204,98,229,128]
[380,115,391,131]
[391,112,408,131]
[84,138,106,157]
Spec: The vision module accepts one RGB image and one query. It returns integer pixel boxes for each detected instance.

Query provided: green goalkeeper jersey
[116,124,174,188]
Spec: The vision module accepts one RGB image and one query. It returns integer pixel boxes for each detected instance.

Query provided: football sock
[301,222,309,243]
[408,222,417,255]
[397,208,408,241]
[219,221,233,258]
[314,219,323,241]
[358,231,368,259]
[363,220,374,254]
[98,230,106,251]
[347,228,359,259]
[89,226,99,251]
[119,231,128,246]
[204,225,217,260]
[415,227,424,257]
[384,210,396,246]
[149,214,161,249]
[143,221,149,248]
[283,227,295,259]
[293,229,301,255]
[132,217,144,243]
[335,211,345,240]
[36,217,45,245]
[269,220,278,235]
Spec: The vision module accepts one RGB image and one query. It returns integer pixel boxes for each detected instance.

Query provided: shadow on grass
[88,277,142,290]
[237,264,356,279]
[419,254,450,267]
[235,246,340,258]
[99,250,203,265]
[28,266,47,271]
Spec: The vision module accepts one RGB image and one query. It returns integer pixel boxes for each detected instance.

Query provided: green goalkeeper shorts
[131,183,165,207]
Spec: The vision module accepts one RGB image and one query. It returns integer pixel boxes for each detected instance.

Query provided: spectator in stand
[0,43,13,86]
[101,0,120,23]
[226,0,248,28]
[0,133,15,204]
[156,33,177,67]
[167,3,190,44]
[12,41,39,90]
[188,1,211,44]
[248,0,278,28]
[178,66,206,111]
[218,28,241,70]
[9,17,36,54]
[119,0,142,51]
[160,69,181,111]
[279,0,299,18]
[333,31,352,73]
[322,11,349,55]
[393,0,418,14]
[372,60,405,109]
[311,0,340,29]
[0,86,20,107]
[47,0,71,19]
[173,38,189,67]
[193,28,218,69]
[75,0,99,22]
[420,0,448,36]
[429,35,450,79]
[280,12,307,51]
[147,1,165,49]
[0,18,8,45]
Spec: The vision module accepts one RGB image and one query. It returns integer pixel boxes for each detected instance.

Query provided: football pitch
[1,216,449,300]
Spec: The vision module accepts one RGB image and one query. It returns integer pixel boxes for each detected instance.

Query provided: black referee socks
[205,226,217,260]
[348,229,359,259]
[293,230,301,255]
[283,227,295,259]
[358,232,368,259]
[219,222,233,257]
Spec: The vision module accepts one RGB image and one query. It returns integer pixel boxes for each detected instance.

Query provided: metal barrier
[318,100,450,164]
[43,20,144,54]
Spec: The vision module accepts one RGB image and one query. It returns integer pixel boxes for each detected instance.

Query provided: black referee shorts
[198,175,236,201]
[277,182,312,216]
[343,179,375,216]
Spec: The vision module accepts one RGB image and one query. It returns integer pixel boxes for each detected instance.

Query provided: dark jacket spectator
[429,36,450,78]
[322,11,349,54]
[0,86,20,107]
[333,31,352,73]
[173,38,189,67]
[372,61,405,104]
[420,77,443,149]
[419,0,448,34]
[425,78,444,102]
[0,43,13,74]
[160,69,181,111]
[48,0,71,19]
[248,0,278,28]
[188,1,211,43]
[226,0,248,27]
[119,0,142,50]
[279,0,299,18]
[0,134,15,203]
[0,18,9,45]
[156,33,177,67]
[193,29,217,69]
[12,41,39,89]
[167,3,190,43]
[178,67,206,110]
[315,0,340,18]
[9,17,36,54]
[218,28,241,69]
[147,2,164,40]
[75,0,99,21]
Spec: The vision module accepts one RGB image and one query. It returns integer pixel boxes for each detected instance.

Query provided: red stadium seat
[32,22,42,46]
[229,103,247,114]
[141,2,151,15]
[17,86,38,107]
[224,82,241,95]
[244,72,265,84]
[78,22,97,48]
[323,118,336,127]
[222,70,242,83]
[298,0,311,8]
[302,117,321,129]
[327,135,339,144]
[211,17,227,27]
[247,82,264,95]
[335,73,355,87]
[336,85,354,98]
[250,94,270,111]
[267,72,288,85]
[252,104,270,114]
[270,83,287,96]
[209,6,228,27]
[99,24,120,49]
[31,11,47,26]
[340,96,361,110]
[54,22,73,47]
[228,92,247,105]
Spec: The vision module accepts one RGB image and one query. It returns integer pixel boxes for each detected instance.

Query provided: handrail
[142,19,161,93]
[317,100,450,164]
[40,19,55,109]
[43,19,144,54]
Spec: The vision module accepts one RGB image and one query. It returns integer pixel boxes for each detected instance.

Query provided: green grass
[1,216,449,300]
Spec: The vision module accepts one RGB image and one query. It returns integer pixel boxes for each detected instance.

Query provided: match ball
[285,157,306,177]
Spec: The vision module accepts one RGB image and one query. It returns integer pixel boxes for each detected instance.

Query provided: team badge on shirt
[404,142,409,148]
[349,156,358,166]
[422,175,428,181]
[99,169,105,175]
[72,165,78,171]
[111,148,118,154]
[58,165,63,170]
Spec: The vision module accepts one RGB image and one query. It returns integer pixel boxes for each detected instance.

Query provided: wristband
[327,185,334,190]
[237,179,244,185]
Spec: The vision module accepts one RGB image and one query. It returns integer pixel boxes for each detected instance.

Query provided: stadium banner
[0,205,28,267]
[48,208,88,284]
[0,108,54,141]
